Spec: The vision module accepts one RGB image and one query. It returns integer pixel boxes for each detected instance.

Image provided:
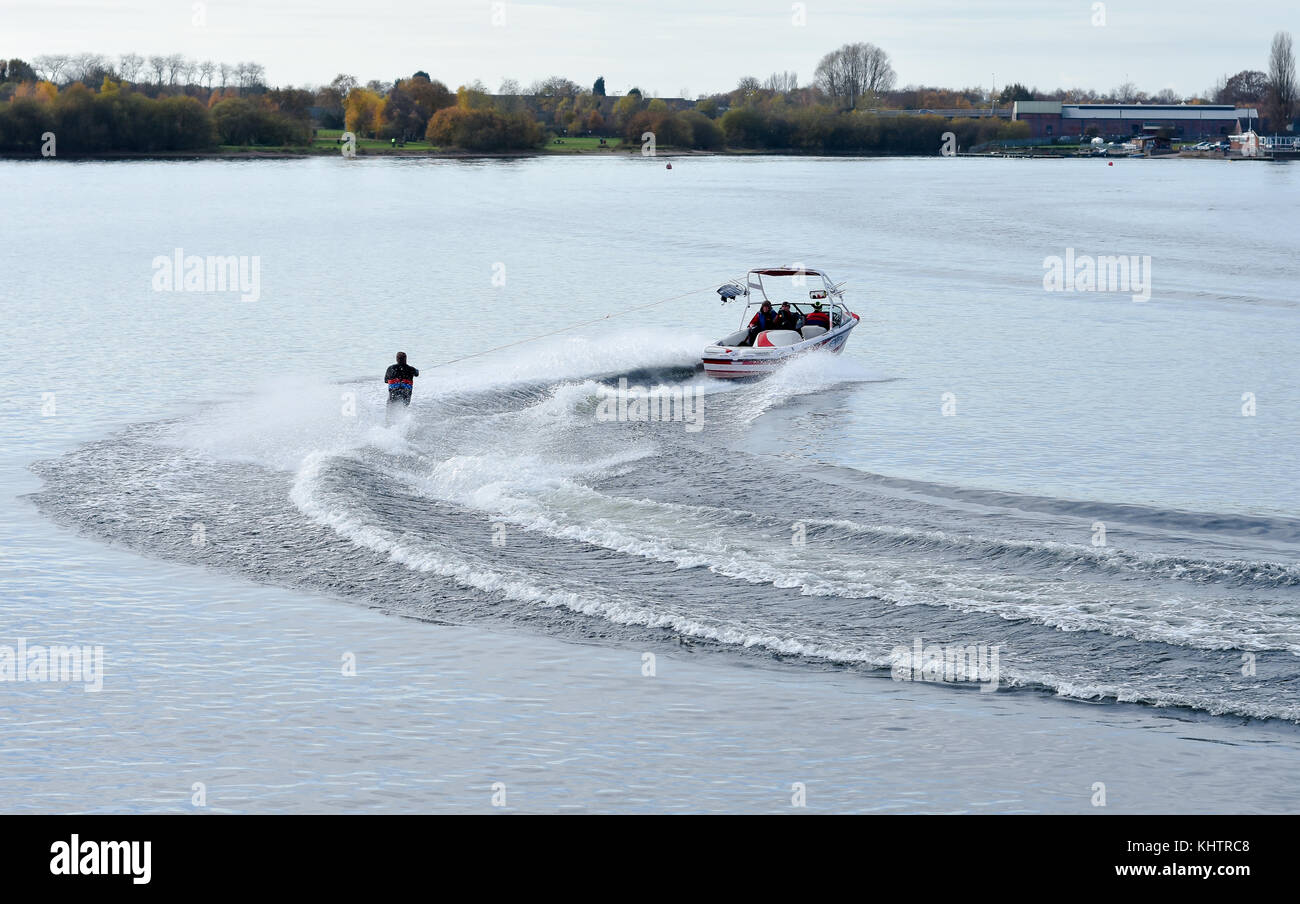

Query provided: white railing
[1261,135,1300,150]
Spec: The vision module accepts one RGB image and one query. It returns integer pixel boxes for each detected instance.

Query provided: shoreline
[1,146,1277,161]
[0,147,707,161]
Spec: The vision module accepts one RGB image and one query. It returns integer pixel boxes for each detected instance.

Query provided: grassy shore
[293,129,630,155]
[0,134,1237,160]
[541,135,625,153]
[187,132,635,158]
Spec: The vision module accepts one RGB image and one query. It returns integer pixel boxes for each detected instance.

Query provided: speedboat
[701,267,860,379]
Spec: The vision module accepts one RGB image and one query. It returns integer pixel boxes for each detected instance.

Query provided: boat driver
[774,302,802,331]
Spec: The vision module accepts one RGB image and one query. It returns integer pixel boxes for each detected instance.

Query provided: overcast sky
[3,0,1294,96]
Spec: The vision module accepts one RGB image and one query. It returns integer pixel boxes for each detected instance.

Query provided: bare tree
[165,54,185,85]
[66,53,88,83]
[735,75,762,100]
[528,76,581,97]
[1111,80,1137,103]
[87,54,113,85]
[118,53,143,82]
[764,71,799,93]
[149,55,167,85]
[814,42,895,109]
[1207,74,1228,104]
[218,62,231,90]
[245,62,266,90]
[66,53,108,84]
[1268,31,1297,129]
[199,60,216,90]
[495,79,523,112]
[330,73,358,95]
[32,54,70,83]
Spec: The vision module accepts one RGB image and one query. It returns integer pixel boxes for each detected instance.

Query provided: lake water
[2,155,1298,813]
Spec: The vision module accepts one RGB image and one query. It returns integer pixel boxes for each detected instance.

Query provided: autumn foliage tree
[212,96,311,145]
[344,87,385,137]
[424,106,545,150]
[0,79,215,152]
[623,108,723,149]
[400,75,453,128]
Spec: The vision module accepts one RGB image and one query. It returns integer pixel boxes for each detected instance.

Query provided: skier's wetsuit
[384,361,419,407]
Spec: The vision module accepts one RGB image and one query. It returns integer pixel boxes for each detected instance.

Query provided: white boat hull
[701,314,859,379]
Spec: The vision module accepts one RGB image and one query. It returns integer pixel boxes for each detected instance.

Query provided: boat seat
[755,330,802,348]
[719,329,749,347]
[801,325,828,339]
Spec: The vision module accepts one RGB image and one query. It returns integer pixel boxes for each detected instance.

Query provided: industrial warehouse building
[1012,101,1260,140]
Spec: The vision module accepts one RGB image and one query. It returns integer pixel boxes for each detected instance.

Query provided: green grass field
[543,136,625,153]
[215,129,626,155]
[311,130,624,154]
[310,128,437,152]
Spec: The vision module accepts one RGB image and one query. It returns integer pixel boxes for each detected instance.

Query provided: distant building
[1012,101,1260,140]
[1230,130,1264,157]
[1133,131,1174,155]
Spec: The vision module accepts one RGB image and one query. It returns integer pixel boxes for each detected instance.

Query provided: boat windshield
[748,271,834,308]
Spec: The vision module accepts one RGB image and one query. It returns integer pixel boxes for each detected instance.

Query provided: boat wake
[28,330,1300,723]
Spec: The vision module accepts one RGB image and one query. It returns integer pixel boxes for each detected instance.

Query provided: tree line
[0,76,316,153]
[13,54,266,92]
[1,33,1294,156]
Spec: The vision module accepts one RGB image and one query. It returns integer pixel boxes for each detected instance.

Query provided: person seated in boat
[774,302,803,332]
[803,302,831,329]
[743,301,780,345]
